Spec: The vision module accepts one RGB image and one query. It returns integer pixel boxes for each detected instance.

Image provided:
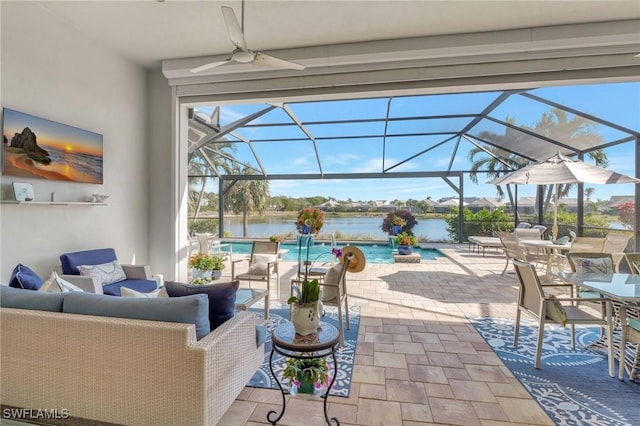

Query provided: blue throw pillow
[9,264,44,290]
[63,292,211,340]
[165,280,239,330]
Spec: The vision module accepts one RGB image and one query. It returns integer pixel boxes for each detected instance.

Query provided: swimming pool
[221,241,445,264]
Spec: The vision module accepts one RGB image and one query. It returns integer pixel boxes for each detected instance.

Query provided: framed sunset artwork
[2,108,103,183]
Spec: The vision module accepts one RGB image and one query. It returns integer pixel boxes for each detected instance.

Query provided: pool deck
[214,242,566,425]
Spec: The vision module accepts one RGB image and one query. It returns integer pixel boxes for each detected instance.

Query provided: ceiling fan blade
[190,59,232,73]
[254,52,306,70]
[221,6,247,51]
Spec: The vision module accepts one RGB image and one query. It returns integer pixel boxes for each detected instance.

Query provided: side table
[267,321,341,425]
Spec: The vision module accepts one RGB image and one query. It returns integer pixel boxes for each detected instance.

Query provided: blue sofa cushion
[165,280,239,330]
[1,285,64,311]
[63,292,211,340]
[9,264,44,290]
[103,279,159,296]
[60,248,117,275]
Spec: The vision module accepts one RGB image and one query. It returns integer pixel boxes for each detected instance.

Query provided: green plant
[394,232,417,246]
[282,356,329,391]
[295,207,325,234]
[188,252,226,270]
[269,235,284,243]
[188,218,218,235]
[287,278,320,305]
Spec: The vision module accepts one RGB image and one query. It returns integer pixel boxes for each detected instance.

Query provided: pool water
[222,242,445,264]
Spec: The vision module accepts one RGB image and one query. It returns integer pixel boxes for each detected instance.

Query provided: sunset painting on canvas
[2,108,103,183]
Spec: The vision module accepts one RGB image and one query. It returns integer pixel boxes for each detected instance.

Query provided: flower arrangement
[282,356,330,394]
[392,216,406,227]
[331,247,343,260]
[269,235,284,243]
[295,207,325,235]
[381,209,417,235]
[188,252,226,271]
[394,232,418,247]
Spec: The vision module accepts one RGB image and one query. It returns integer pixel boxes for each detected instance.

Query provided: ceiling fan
[190,1,306,73]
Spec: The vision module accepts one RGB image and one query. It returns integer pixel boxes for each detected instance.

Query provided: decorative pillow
[572,257,614,274]
[9,264,44,290]
[120,286,168,298]
[248,254,277,275]
[164,280,239,330]
[77,261,126,286]
[39,272,84,293]
[545,295,568,326]
[321,263,343,303]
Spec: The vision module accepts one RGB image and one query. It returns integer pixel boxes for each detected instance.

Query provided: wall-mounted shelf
[0,200,107,206]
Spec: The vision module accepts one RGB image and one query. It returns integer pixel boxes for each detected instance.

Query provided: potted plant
[282,356,330,395]
[295,207,325,235]
[188,252,226,281]
[381,209,417,236]
[287,276,321,335]
[394,232,418,255]
[269,235,284,243]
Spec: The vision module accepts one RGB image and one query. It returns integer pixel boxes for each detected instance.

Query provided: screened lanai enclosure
[187,81,640,245]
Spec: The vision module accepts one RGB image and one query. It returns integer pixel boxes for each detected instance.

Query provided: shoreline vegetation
[2,147,100,183]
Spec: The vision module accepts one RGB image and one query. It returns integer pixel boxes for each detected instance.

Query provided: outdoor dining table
[554,272,640,378]
[519,239,572,276]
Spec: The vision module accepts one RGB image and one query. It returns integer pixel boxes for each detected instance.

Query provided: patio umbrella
[487,152,640,239]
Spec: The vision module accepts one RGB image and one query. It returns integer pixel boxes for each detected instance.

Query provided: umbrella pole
[552,183,559,240]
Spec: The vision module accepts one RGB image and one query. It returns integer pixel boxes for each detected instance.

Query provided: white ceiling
[26,0,640,70]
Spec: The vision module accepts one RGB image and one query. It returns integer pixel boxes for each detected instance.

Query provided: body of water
[222,216,451,241]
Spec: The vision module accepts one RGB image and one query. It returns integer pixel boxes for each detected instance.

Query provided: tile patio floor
[219,243,558,426]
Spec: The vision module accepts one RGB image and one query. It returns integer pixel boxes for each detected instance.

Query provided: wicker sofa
[0,288,264,425]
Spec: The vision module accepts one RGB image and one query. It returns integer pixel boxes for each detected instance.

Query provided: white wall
[147,70,175,281]
[0,2,150,281]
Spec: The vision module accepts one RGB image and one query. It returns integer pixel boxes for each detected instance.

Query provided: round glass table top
[271,321,340,352]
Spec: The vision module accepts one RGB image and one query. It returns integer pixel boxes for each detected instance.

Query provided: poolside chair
[232,241,281,319]
[512,259,613,369]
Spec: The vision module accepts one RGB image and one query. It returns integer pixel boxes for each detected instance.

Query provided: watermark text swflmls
[2,408,70,420]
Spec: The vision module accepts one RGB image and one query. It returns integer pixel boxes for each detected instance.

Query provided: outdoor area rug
[248,302,360,397]
[470,316,640,426]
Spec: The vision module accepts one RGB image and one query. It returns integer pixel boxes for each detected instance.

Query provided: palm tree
[225,167,270,237]
[468,109,607,217]
[188,141,236,218]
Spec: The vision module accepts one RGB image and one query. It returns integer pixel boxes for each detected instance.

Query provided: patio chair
[602,232,631,271]
[232,241,281,319]
[531,225,548,238]
[624,253,640,274]
[554,236,608,272]
[512,259,613,369]
[497,231,545,275]
[619,305,640,381]
[565,252,612,329]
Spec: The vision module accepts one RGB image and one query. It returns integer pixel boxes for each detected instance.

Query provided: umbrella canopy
[487,152,640,186]
[487,152,640,239]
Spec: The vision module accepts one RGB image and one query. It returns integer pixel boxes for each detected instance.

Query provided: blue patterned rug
[248,302,360,397]
[470,317,640,426]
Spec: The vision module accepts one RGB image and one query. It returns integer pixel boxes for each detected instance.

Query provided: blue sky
[196,81,640,203]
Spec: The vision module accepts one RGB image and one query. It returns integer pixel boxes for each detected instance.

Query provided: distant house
[599,196,634,214]
[508,197,537,215]
[557,197,578,213]
[434,199,468,213]
[467,197,504,213]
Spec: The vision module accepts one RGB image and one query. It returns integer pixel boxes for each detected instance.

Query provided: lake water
[222,216,451,241]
